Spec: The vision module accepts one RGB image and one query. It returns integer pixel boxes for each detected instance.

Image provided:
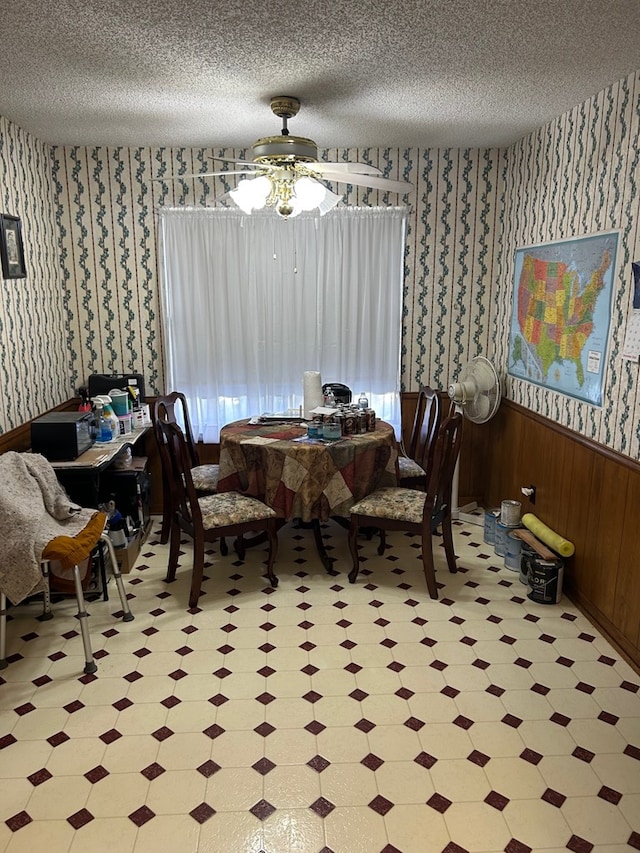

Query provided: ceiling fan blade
[153,169,261,182]
[315,172,413,194]
[306,162,382,176]
[211,157,261,167]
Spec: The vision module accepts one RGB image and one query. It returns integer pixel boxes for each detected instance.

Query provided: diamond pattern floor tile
[0,517,638,853]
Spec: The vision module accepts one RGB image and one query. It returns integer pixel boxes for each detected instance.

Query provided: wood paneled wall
[461,398,640,672]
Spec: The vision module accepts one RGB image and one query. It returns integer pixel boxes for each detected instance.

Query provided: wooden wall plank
[615,473,640,650]
[461,398,640,671]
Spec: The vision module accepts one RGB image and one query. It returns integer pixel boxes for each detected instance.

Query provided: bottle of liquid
[94,395,119,440]
[324,388,336,408]
[357,391,369,409]
[103,401,119,440]
[77,386,91,412]
[94,402,112,443]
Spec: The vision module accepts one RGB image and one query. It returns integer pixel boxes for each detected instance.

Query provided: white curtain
[158,206,406,442]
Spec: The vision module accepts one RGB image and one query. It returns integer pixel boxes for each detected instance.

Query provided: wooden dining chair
[154,392,221,545]
[397,385,443,490]
[348,411,463,599]
[156,419,279,608]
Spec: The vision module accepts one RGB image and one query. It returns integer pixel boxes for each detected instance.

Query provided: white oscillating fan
[447,355,501,523]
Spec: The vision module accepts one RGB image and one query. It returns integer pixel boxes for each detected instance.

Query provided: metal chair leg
[100,534,135,622]
[0,591,7,669]
[38,560,55,621]
[72,563,97,674]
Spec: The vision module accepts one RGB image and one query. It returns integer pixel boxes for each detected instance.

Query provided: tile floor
[1,518,639,853]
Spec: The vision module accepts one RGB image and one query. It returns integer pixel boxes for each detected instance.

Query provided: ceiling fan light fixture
[252,134,319,164]
[228,171,342,219]
[229,175,271,213]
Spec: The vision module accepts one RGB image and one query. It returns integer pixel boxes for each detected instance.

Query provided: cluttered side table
[51,427,152,574]
[217,418,399,569]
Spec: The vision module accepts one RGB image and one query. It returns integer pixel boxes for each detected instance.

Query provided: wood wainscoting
[460,397,640,672]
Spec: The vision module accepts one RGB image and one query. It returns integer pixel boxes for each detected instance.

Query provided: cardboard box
[112,521,151,573]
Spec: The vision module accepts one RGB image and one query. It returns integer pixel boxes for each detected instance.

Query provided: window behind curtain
[158,206,406,442]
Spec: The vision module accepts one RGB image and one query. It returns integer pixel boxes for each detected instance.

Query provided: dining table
[216,418,399,571]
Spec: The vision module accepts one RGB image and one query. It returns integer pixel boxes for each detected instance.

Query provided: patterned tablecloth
[217,419,399,523]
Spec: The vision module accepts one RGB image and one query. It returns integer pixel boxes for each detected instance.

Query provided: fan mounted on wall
[153,96,412,218]
[447,355,501,523]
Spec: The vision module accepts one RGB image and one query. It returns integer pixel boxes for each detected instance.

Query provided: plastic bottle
[324,388,336,408]
[94,402,112,443]
[93,395,119,440]
[103,403,119,440]
[357,391,369,409]
[77,386,91,412]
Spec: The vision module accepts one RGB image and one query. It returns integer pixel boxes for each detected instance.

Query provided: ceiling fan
[154,96,413,218]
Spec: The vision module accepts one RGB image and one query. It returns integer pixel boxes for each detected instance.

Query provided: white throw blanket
[0,452,96,605]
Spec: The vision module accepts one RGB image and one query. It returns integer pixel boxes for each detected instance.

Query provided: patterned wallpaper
[495,71,640,458]
[49,144,502,403]
[0,117,71,433]
[0,70,638,459]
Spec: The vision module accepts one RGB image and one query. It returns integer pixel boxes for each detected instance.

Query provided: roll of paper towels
[303,371,323,420]
[522,513,575,558]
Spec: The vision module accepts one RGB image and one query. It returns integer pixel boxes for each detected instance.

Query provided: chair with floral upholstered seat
[348,411,463,599]
[397,385,444,490]
[156,419,279,608]
[154,392,221,545]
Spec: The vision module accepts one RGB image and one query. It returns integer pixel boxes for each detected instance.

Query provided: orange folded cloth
[42,512,107,570]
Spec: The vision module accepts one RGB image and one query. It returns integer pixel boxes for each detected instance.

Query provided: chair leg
[377,529,386,556]
[220,536,228,556]
[189,534,205,609]
[265,521,279,587]
[159,472,171,545]
[166,520,180,583]
[72,563,97,674]
[441,514,458,574]
[421,532,439,600]
[348,520,360,583]
[234,536,246,561]
[0,591,7,669]
[38,561,54,621]
[100,534,135,622]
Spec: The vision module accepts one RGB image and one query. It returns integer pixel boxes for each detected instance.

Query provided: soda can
[366,409,376,431]
[343,411,356,435]
[358,411,367,434]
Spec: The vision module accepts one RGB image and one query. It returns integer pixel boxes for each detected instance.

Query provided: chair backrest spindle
[155,418,201,529]
[412,386,443,477]
[155,391,200,469]
[422,411,463,523]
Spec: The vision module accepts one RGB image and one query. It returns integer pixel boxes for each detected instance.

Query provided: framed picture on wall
[0,213,27,279]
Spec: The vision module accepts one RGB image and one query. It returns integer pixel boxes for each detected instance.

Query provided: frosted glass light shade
[229,175,272,213]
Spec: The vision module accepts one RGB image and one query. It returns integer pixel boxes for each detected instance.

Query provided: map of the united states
[511,249,612,387]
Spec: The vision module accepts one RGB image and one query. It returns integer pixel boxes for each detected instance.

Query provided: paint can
[483,508,500,545]
[494,520,515,557]
[519,544,536,585]
[501,499,522,527]
[526,554,564,605]
[504,531,523,572]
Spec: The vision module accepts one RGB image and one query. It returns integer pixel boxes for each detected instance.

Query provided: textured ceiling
[1,0,639,150]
